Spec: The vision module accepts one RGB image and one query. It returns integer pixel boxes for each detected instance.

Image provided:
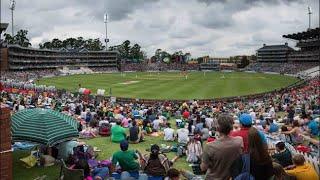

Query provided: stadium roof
[7,44,119,53]
[282,28,320,40]
[257,44,294,51]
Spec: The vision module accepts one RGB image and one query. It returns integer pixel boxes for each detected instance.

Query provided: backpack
[234,154,255,180]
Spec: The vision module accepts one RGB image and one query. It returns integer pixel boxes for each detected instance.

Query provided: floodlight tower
[307,6,312,30]
[104,13,109,50]
[9,0,16,36]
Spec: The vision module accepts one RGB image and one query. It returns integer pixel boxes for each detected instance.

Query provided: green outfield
[38,72,299,100]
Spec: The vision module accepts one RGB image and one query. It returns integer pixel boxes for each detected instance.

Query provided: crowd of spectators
[120,62,200,72]
[1,67,319,179]
[1,69,60,81]
[90,67,119,72]
[244,62,318,74]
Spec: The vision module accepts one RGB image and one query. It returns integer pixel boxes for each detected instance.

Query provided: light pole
[104,13,109,50]
[307,6,312,30]
[9,0,16,36]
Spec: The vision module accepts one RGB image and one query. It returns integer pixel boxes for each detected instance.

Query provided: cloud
[0,0,318,57]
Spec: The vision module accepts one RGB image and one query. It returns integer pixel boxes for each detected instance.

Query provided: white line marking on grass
[226,76,266,79]
[118,81,140,85]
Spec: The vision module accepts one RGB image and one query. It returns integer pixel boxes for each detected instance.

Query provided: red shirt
[229,127,249,153]
[182,111,190,119]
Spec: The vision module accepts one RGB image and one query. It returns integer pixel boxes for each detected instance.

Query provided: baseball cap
[239,113,252,126]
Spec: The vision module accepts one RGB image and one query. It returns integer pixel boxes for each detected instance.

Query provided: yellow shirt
[286,163,319,180]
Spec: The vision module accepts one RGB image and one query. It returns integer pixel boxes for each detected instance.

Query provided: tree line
[3,29,146,61]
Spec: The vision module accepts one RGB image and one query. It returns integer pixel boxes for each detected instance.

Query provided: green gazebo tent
[11,108,79,146]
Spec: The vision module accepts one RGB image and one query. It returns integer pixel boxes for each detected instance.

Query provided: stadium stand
[0,45,119,71]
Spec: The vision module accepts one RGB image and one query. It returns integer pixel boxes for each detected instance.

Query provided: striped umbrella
[11,108,79,146]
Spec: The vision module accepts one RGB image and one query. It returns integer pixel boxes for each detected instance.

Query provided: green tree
[3,33,15,44]
[51,38,63,49]
[63,38,77,49]
[4,29,31,47]
[130,43,143,60]
[75,37,85,49]
[39,41,52,49]
[238,56,250,68]
[84,38,105,51]
[14,30,32,47]
[123,40,131,58]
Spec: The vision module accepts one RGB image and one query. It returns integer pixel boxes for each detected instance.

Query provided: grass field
[13,118,191,180]
[38,72,299,100]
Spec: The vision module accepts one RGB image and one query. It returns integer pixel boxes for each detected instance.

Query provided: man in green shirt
[112,140,141,172]
[111,120,126,143]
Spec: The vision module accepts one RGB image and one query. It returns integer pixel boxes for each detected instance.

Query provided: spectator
[141,144,170,177]
[273,162,296,180]
[182,109,190,119]
[74,159,92,180]
[285,154,319,180]
[165,168,180,180]
[186,135,202,163]
[152,118,161,131]
[163,123,175,141]
[248,127,274,180]
[201,114,243,179]
[111,120,126,143]
[229,113,253,152]
[267,119,279,133]
[306,117,319,137]
[272,141,293,168]
[58,140,86,161]
[111,140,140,172]
[176,124,189,144]
[287,106,295,124]
[282,120,303,145]
[200,124,210,141]
[128,120,143,143]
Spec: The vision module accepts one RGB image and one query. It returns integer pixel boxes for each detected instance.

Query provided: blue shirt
[269,123,279,133]
[308,120,319,136]
[258,130,267,144]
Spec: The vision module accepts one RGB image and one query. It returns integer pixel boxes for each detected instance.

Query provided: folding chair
[59,160,84,180]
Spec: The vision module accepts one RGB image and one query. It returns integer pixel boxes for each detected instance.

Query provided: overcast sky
[0,0,319,57]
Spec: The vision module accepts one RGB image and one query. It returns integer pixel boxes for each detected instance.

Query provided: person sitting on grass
[285,154,319,180]
[141,144,171,178]
[163,123,175,141]
[111,120,126,143]
[200,123,210,141]
[165,168,181,180]
[112,140,142,179]
[128,120,144,144]
[272,141,293,168]
[177,124,189,144]
[73,159,109,180]
[186,134,203,164]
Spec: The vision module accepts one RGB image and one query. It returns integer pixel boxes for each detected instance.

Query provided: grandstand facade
[256,43,294,62]
[0,45,119,71]
[283,28,320,62]
[256,28,319,63]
